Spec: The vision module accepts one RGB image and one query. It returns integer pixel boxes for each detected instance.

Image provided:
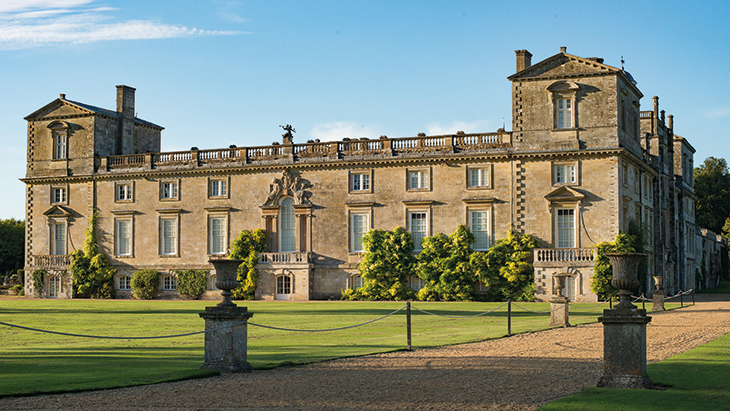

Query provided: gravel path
[3,295,730,411]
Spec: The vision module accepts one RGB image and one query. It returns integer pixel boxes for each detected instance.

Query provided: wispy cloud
[0,0,243,50]
[311,121,380,141]
[425,120,496,136]
[705,107,730,121]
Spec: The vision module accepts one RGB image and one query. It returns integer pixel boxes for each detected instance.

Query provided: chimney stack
[515,49,532,72]
[116,85,136,155]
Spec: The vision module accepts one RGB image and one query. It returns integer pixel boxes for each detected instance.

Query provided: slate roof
[25,97,163,129]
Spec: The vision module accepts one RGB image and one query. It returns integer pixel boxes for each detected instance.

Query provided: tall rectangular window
[556,209,575,248]
[469,168,489,188]
[161,182,178,199]
[161,218,177,255]
[52,222,66,255]
[54,132,66,159]
[554,164,576,184]
[117,184,132,201]
[279,198,296,252]
[210,217,226,254]
[351,173,370,191]
[556,98,572,128]
[409,212,428,251]
[116,220,131,256]
[470,210,489,251]
[210,180,227,197]
[408,170,428,190]
[350,213,369,252]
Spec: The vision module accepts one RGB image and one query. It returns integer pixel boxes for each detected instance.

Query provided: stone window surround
[208,176,230,199]
[159,179,181,201]
[348,169,373,194]
[50,184,68,205]
[118,275,132,290]
[463,198,495,252]
[48,217,68,256]
[552,202,580,249]
[551,160,579,186]
[115,181,135,203]
[275,272,294,298]
[161,273,177,291]
[403,199,433,251]
[157,208,181,257]
[345,201,374,255]
[547,81,579,130]
[111,210,135,258]
[406,167,431,192]
[466,164,492,190]
[205,207,230,256]
[48,121,70,161]
[348,273,363,290]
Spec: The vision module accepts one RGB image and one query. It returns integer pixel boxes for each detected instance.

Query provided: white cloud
[705,107,730,121]
[425,120,497,136]
[0,0,243,50]
[310,121,380,141]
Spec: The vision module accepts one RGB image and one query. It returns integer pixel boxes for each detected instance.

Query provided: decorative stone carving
[263,170,312,206]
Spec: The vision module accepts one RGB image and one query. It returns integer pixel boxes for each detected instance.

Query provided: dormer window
[48,121,70,160]
[547,81,579,130]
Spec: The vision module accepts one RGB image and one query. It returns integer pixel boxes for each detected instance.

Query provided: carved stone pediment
[263,170,312,206]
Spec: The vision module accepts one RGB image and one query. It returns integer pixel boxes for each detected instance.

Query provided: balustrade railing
[100,131,512,172]
[534,248,595,265]
[257,252,311,264]
[32,254,70,267]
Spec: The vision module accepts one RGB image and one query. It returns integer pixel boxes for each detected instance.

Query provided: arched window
[351,275,363,290]
[119,276,131,290]
[163,275,177,290]
[279,197,296,252]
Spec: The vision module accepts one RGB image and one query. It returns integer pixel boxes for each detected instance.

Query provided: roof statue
[280,124,295,145]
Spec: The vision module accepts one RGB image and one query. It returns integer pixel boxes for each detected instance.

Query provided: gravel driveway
[3,295,730,411]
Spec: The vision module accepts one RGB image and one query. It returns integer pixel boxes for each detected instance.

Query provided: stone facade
[22,49,723,301]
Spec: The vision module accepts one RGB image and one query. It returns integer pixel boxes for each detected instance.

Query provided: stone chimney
[515,49,532,72]
[116,85,136,155]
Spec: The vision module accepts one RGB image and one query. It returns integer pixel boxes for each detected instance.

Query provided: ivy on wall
[70,208,116,299]
[229,229,267,300]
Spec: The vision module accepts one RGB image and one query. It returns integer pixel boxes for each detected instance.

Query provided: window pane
[352,275,363,289]
[471,211,489,250]
[276,276,291,294]
[211,217,225,254]
[352,174,361,191]
[555,165,564,183]
[117,220,130,255]
[351,213,368,252]
[162,219,177,254]
[410,212,427,250]
[53,223,66,255]
[280,198,296,252]
[557,209,575,248]
[362,174,370,190]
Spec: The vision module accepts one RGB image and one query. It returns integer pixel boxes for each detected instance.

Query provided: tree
[416,225,476,301]
[695,157,730,234]
[70,209,116,298]
[0,219,24,274]
[228,229,267,300]
[348,227,416,301]
[470,230,540,301]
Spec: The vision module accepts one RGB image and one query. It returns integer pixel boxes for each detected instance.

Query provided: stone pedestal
[549,297,570,327]
[652,293,665,311]
[597,308,652,389]
[199,305,254,373]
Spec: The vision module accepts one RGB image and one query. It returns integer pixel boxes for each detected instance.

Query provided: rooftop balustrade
[98,131,512,172]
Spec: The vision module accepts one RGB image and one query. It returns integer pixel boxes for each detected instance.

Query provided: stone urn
[552,273,570,302]
[653,275,663,292]
[606,253,646,310]
[209,258,244,307]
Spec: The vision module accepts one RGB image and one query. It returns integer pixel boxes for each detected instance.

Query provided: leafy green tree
[416,225,475,301]
[176,269,209,299]
[591,221,647,299]
[351,227,416,301]
[228,229,267,300]
[131,269,159,300]
[0,218,24,274]
[470,230,540,301]
[70,209,116,299]
[695,157,730,234]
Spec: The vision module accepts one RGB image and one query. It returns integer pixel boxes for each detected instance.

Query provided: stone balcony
[97,131,513,173]
[533,248,595,268]
[31,254,70,268]
[257,252,312,264]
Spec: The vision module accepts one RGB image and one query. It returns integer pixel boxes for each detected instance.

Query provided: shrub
[176,269,208,299]
[10,284,23,295]
[229,229,267,300]
[591,220,647,300]
[31,269,45,297]
[416,225,476,301]
[351,227,417,301]
[70,209,116,299]
[131,270,159,300]
[17,269,24,284]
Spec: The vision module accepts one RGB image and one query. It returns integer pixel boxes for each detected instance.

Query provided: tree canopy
[0,218,24,274]
[695,157,730,234]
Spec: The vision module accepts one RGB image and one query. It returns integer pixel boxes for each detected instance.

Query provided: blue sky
[1,0,729,219]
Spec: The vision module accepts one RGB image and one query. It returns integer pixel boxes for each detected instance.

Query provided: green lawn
[0,299,677,397]
[539,331,730,411]
[698,280,730,294]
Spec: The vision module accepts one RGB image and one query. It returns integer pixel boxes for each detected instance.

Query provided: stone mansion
[22,47,723,301]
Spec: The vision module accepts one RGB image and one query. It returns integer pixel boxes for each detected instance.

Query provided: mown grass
[0,299,679,397]
[539,331,730,411]
[698,280,730,294]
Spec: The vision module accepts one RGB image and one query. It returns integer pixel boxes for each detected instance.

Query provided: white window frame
[160,180,179,201]
[115,218,133,256]
[467,166,491,189]
[350,274,363,290]
[553,163,577,185]
[409,211,429,251]
[469,209,490,251]
[279,197,296,253]
[159,217,178,256]
[51,220,67,255]
[409,276,426,291]
[350,212,369,253]
[51,186,67,204]
[555,97,572,129]
[48,276,61,298]
[119,275,131,290]
[350,171,372,193]
[53,130,67,160]
[555,208,576,248]
[407,169,429,191]
[275,275,292,300]
[209,178,228,198]
[116,183,133,202]
[162,274,177,291]
[208,215,227,255]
